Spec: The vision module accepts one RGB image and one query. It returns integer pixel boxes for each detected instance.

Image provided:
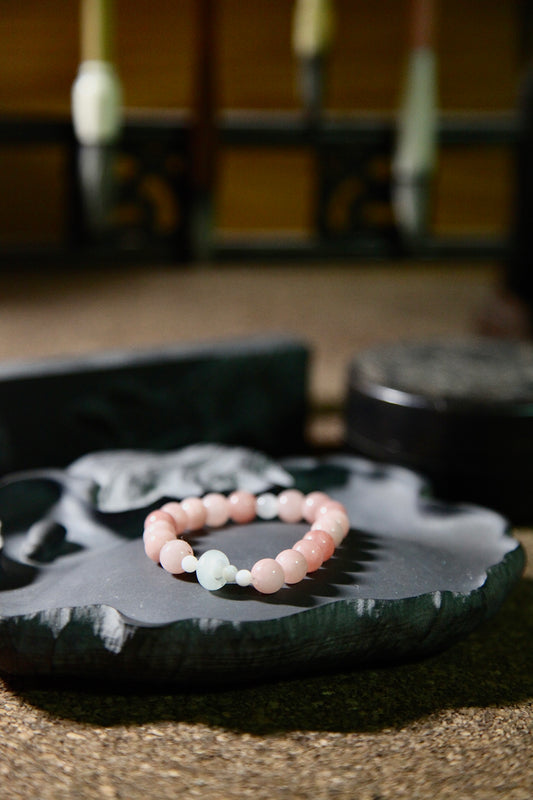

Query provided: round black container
[345,338,533,524]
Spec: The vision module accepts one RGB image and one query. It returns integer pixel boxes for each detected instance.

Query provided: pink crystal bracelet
[143,489,350,595]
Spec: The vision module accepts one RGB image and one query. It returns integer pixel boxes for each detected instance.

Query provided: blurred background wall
[0,0,521,251]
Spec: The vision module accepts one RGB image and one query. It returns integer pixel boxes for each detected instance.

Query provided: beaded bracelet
[143,489,350,595]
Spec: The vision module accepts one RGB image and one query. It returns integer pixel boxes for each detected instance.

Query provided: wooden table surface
[0,260,531,799]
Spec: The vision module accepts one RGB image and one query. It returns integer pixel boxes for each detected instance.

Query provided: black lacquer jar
[345,338,533,524]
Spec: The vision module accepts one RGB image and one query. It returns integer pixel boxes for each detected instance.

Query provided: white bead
[255,493,279,520]
[235,569,253,587]
[181,555,198,573]
[196,549,230,591]
[222,564,239,583]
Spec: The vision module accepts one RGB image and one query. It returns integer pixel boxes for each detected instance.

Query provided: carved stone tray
[0,447,524,687]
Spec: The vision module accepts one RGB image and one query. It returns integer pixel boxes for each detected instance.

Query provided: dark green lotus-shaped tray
[0,447,524,687]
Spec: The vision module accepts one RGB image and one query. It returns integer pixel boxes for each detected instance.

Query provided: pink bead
[228,490,257,524]
[202,493,230,527]
[251,558,285,594]
[317,500,348,518]
[334,512,350,537]
[311,512,347,547]
[304,529,335,561]
[278,489,305,523]
[144,509,177,533]
[160,502,188,535]
[159,538,194,574]
[181,497,207,530]
[142,519,175,543]
[318,507,350,535]
[302,491,330,523]
[293,538,323,572]
[275,549,308,584]
[144,525,176,562]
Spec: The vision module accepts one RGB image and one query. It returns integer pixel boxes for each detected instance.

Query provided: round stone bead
[236,569,253,587]
[228,490,257,524]
[317,507,350,537]
[334,510,350,536]
[277,489,305,523]
[317,500,348,519]
[293,538,323,572]
[251,558,285,594]
[312,512,348,546]
[142,519,175,543]
[255,493,279,520]
[202,493,230,527]
[330,509,350,536]
[181,497,208,530]
[302,491,330,524]
[160,502,188,535]
[144,509,178,533]
[144,525,176,562]
[304,529,335,561]
[159,538,194,574]
[196,549,230,590]
[181,554,198,573]
[275,549,308,584]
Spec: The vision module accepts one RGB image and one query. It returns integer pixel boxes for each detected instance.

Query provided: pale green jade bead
[195,549,232,591]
